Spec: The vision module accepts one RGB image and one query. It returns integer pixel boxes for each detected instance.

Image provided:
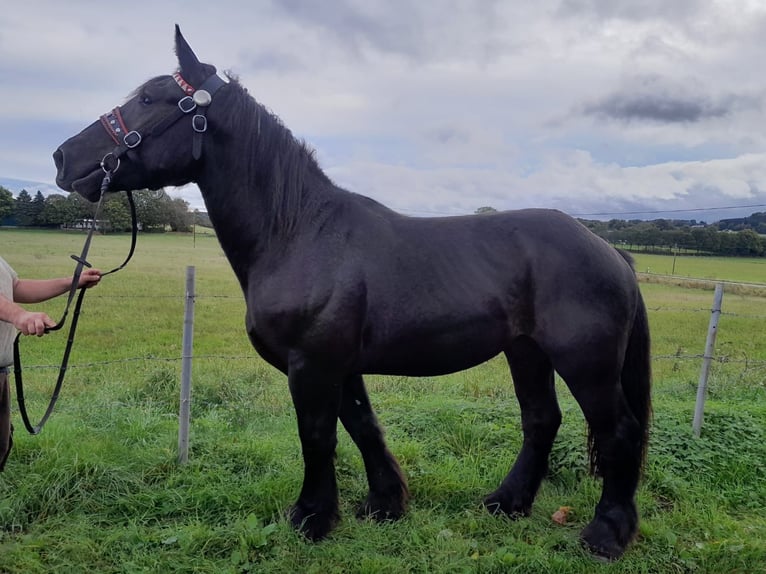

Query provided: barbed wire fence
[16,268,766,457]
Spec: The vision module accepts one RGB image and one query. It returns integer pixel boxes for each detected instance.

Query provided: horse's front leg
[340,374,408,521]
[287,351,343,540]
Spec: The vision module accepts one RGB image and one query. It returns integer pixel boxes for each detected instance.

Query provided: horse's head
[54,26,226,202]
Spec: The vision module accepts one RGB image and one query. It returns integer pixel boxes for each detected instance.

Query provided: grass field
[1,228,765,573]
[631,252,766,285]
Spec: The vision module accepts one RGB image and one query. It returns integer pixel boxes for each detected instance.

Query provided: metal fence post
[178,266,195,464]
[692,282,724,437]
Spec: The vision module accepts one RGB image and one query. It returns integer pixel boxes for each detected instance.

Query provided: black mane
[213,77,339,239]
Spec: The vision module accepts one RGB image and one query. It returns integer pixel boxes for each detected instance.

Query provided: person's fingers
[22,314,56,336]
[77,269,101,288]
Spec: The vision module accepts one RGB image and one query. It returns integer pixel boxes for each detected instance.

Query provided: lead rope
[13,170,137,434]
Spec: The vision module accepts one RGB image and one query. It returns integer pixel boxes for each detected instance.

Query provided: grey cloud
[272,0,426,58]
[557,0,705,22]
[240,49,307,73]
[585,93,729,123]
[270,0,505,64]
[424,126,471,146]
[582,76,761,124]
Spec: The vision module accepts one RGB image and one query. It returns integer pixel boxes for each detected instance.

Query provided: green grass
[1,228,765,573]
[632,252,766,285]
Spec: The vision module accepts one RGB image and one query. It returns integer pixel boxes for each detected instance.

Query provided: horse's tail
[617,249,652,470]
[622,289,652,471]
[588,251,652,476]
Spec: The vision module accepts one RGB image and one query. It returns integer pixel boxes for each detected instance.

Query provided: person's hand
[78,268,102,289]
[14,310,56,336]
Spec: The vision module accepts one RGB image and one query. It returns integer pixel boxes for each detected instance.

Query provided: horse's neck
[198,177,269,261]
[197,161,327,288]
[196,99,336,282]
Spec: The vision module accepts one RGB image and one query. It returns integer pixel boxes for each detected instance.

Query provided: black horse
[54,27,651,560]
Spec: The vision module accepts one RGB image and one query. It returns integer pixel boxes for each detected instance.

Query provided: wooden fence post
[692,283,724,437]
[178,266,196,464]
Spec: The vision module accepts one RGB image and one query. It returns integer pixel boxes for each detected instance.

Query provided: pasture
[1,228,765,573]
[632,253,766,287]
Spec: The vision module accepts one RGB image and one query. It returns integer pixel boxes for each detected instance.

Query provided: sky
[3,0,766,221]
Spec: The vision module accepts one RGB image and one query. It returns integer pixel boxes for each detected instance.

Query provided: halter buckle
[192,114,208,133]
[124,131,142,148]
[178,96,196,114]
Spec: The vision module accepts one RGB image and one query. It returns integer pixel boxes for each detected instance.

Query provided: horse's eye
[140,95,153,106]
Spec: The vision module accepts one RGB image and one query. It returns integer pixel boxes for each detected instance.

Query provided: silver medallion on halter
[193,90,212,107]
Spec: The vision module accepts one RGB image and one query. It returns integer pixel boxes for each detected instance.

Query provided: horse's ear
[175,25,201,73]
[174,25,215,85]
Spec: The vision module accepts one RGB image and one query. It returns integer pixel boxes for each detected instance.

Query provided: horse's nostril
[53,148,64,172]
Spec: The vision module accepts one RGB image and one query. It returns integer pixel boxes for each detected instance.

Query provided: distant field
[1,228,765,573]
[631,252,766,285]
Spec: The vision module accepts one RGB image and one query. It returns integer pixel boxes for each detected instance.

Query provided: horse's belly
[359,322,506,376]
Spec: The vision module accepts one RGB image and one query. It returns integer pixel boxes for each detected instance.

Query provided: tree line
[0,186,195,232]
[475,207,766,257]
[580,216,766,257]
[2,188,764,256]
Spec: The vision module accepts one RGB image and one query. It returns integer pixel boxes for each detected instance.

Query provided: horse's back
[345,207,638,374]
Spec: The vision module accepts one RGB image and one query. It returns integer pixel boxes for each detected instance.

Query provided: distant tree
[718,231,738,255]
[654,219,671,231]
[133,189,170,231]
[608,218,627,230]
[580,219,608,237]
[0,186,13,222]
[736,229,764,256]
[14,189,34,226]
[167,197,193,232]
[690,226,720,254]
[65,193,98,222]
[31,191,46,226]
[475,206,497,215]
[630,222,660,250]
[40,194,72,227]
[103,195,133,231]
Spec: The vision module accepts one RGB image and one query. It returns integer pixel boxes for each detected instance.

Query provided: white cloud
[3,0,766,220]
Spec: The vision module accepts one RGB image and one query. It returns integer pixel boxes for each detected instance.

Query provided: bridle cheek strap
[98,71,226,168]
[181,72,227,160]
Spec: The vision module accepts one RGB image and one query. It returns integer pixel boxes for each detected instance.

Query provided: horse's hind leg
[561,364,643,560]
[286,354,343,541]
[339,374,408,521]
[485,336,560,517]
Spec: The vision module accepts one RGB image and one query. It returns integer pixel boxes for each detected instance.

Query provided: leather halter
[99,70,226,171]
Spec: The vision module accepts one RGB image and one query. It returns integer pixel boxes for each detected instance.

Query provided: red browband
[173,72,195,95]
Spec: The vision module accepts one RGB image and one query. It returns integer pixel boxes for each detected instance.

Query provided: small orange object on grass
[551,506,573,525]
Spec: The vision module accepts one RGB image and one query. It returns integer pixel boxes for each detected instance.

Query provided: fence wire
[14,292,766,374]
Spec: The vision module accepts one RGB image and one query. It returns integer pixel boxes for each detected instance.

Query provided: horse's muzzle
[52,148,70,190]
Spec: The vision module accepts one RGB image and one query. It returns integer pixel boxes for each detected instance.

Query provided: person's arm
[0,293,56,336]
[0,268,101,337]
[12,268,102,304]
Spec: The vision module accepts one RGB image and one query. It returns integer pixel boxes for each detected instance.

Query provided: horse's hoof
[287,503,339,541]
[356,492,407,522]
[482,491,531,518]
[580,516,633,561]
